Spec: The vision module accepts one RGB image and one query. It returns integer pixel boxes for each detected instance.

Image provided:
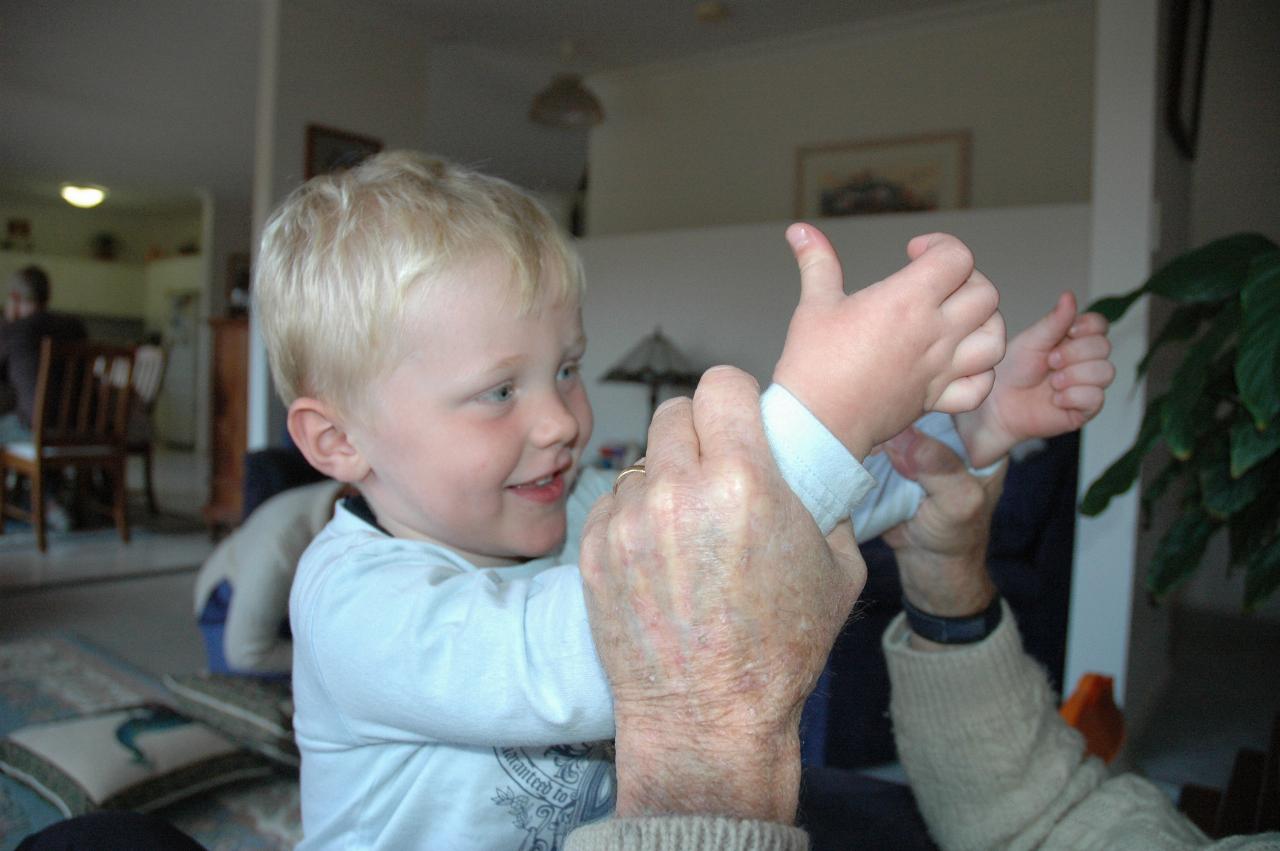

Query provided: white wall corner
[247,0,281,451]
[1065,0,1160,708]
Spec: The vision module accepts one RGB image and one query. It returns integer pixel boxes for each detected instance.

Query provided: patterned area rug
[0,634,300,850]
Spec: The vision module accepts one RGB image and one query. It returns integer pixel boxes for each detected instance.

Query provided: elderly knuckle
[643,480,686,525]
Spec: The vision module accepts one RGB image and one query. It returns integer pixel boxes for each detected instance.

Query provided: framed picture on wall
[304,124,383,179]
[795,131,971,219]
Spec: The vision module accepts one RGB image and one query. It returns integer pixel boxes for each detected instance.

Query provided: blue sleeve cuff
[760,384,873,535]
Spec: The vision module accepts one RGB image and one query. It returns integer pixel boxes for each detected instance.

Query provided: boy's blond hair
[254,150,584,419]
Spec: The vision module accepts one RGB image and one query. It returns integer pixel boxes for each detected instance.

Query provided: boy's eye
[479,383,515,404]
[557,362,581,382]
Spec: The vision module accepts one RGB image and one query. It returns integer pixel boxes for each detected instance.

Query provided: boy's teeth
[517,474,555,488]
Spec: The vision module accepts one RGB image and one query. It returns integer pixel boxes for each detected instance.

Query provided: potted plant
[1080,233,1280,610]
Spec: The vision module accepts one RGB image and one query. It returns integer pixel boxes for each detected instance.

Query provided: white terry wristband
[760,384,873,535]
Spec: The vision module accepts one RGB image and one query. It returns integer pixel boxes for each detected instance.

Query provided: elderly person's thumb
[883,426,967,484]
[882,426,1001,539]
[822,519,868,616]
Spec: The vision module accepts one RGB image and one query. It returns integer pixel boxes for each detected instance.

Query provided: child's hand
[772,224,1005,460]
[955,291,1115,467]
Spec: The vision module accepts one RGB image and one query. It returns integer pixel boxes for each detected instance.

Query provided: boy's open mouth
[508,465,571,503]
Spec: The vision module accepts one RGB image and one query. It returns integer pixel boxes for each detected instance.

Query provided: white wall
[249,0,436,447]
[143,255,203,335]
[0,253,146,318]
[263,0,433,208]
[424,45,590,196]
[578,204,1091,458]
[585,0,1094,236]
[0,199,202,264]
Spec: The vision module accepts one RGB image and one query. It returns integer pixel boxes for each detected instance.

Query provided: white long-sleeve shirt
[291,386,972,850]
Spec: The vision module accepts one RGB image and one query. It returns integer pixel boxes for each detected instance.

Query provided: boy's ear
[287,398,370,484]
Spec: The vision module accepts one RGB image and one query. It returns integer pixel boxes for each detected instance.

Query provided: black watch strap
[901,595,1002,644]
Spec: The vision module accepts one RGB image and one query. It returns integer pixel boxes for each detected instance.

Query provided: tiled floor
[0,447,214,589]
[1,449,1276,804]
[0,448,214,674]
[1128,609,1280,795]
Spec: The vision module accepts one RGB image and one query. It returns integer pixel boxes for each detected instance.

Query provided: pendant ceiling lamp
[530,40,604,129]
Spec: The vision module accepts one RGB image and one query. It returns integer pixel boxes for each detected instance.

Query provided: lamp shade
[602,327,700,389]
[530,74,605,129]
[603,326,702,421]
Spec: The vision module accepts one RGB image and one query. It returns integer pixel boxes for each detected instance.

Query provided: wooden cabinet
[203,316,248,530]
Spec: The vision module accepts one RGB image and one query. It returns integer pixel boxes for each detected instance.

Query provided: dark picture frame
[304,124,383,179]
[1165,0,1212,160]
[795,131,971,219]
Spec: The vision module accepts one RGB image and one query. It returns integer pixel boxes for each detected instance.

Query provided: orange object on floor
[1060,672,1125,763]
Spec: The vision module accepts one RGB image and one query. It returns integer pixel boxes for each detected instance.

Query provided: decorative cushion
[162,674,298,767]
[0,703,274,817]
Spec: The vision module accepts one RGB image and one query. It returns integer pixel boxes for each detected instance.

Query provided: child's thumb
[786,222,844,304]
[1021,290,1078,349]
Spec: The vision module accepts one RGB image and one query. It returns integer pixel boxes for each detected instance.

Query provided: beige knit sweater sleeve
[884,603,1279,851]
[565,815,808,851]
[563,606,1280,851]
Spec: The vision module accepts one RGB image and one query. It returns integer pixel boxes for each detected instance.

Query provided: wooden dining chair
[125,343,167,514]
[0,338,135,551]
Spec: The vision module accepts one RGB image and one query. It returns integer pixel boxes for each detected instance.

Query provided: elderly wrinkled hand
[579,366,866,824]
[882,427,1006,640]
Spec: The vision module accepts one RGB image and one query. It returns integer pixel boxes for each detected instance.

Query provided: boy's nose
[530,391,579,448]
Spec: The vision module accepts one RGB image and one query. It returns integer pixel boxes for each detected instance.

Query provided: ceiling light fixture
[694,0,730,24]
[530,40,604,129]
[60,184,107,209]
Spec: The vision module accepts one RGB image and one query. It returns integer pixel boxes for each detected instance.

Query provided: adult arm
[568,367,866,850]
[881,431,1277,850]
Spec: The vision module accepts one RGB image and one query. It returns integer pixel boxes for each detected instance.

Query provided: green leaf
[1085,289,1145,322]
[1199,436,1266,519]
[1140,454,1185,528]
[1137,303,1217,377]
[1229,416,1280,478]
[1228,493,1278,570]
[1146,232,1277,303]
[1080,397,1166,516]
[1236,249,1280,429]
[1146,508,1217,599]
[1160,304,1240,459]
[1244,533,1280,611]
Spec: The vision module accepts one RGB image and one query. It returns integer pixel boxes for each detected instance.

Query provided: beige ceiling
[387,0,984,69]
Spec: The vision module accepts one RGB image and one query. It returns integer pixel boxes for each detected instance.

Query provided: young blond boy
[255,152,1111,850]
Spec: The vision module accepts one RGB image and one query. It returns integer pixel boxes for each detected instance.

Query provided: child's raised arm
[771,224,1005,462]
[955,291,1115,468]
